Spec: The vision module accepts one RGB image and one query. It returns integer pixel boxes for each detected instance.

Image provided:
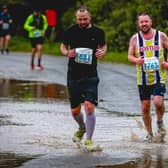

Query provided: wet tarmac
[0,52,168,168]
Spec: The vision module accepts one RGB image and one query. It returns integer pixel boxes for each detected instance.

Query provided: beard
[140,26,151,34]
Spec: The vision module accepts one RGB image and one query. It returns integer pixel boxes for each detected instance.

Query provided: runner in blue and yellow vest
[128,12,168,142]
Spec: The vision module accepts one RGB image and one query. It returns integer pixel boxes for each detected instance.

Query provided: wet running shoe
[84,139,102,152]
[157,122,166,137]
[144,133,153,142]
[36,64,43,70]
[72,128,86,142]
[85,139,93,147]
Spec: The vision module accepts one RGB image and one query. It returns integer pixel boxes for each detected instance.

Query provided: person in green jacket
[24,8,48,70]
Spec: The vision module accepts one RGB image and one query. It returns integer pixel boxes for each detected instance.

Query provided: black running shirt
[62,24,105,80]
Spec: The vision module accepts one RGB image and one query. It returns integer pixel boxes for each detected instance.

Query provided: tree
[61,0,168,51]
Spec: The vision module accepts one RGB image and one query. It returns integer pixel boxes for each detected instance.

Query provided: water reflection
[96,160,138,168]
[0,79,68,101]
[96,149,167,168]
[139,150,164,168]
[0,79,168,168]
[0,152,35,168]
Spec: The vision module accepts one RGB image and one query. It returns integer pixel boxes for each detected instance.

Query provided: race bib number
[34,31,42,37]
[2,23,9,30]
[143,57,159,72]
[75,48,93,64]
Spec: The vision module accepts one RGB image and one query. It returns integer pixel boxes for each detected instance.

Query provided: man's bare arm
[161,32,168,70]
[60,43,69,56]
[128,34,144,65]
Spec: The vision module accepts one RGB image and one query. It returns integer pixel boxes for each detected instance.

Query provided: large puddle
[0,79,168,168]
[0,79,68,101]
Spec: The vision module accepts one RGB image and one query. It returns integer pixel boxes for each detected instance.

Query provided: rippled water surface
[1,79,168,168]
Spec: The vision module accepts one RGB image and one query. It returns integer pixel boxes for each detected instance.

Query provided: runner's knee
[71,105,81,116]
[84,101,94,114]
[154,97,164,109]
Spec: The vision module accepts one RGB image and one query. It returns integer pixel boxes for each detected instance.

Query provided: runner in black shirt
[60,6,107,150]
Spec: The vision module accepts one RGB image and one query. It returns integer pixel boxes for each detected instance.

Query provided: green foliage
[101,51,129,64]
[61,8,76,30]
[61,0,168,52]
[10,36,129,64]
[0,0,27,5]
[10,36,30,52]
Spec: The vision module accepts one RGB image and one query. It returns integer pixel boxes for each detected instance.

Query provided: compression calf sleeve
[86,112,96,140]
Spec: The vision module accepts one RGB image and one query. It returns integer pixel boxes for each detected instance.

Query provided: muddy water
[0,79,168,167]
[0,79,68,100]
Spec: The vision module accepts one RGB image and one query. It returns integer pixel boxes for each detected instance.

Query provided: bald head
[76,6,91,28]
[76,6,91,15]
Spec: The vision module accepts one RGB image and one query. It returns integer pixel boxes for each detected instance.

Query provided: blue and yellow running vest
[136,30,166,85]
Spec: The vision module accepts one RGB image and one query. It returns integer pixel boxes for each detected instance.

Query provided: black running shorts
[30,37,44,48]
[138,83,166,100]
[67,76,99,108]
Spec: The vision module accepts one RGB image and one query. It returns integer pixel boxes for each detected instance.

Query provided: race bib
[2,23,9,30]
[75,48,93,64]
[34,31,42,37]
[143,57,159,72]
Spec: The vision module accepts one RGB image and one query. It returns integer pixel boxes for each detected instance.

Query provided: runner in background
[0,5,13,54]
[24,7,48,70]
[45,9,57,43]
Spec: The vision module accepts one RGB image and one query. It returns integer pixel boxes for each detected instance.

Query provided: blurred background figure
[45,8,57,43]
[24,7,48,70]
[0,4,13,54]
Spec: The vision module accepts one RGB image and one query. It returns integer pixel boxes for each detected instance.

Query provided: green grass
[101,51,129,64]
[10,36,30,52]
[10,36,62,56]
[10,36,129,64]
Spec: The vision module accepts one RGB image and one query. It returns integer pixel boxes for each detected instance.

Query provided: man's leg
[4,34,11,53]
[31,47,36,70]
[84,101,96,144]
[72,105,86,142]
[36,44,43,69]
[141,100,153,136]
[154,96,166,136]
[0,37,4,54]
[154,96,164,122]
[72,104,85,129]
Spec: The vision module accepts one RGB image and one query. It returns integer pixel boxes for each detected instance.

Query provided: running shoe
[36,64,43,70]
[157,122,166,137]
[84,139,102,152]
[85,139,93,147]
[143,133,153,142]
[72,128,86,142]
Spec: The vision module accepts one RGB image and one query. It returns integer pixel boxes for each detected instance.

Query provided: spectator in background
[0,4,13,54]
[24,8,48,70]
[45,8,57,42]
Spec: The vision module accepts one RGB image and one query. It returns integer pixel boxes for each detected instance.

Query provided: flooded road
[0,52,168,167]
